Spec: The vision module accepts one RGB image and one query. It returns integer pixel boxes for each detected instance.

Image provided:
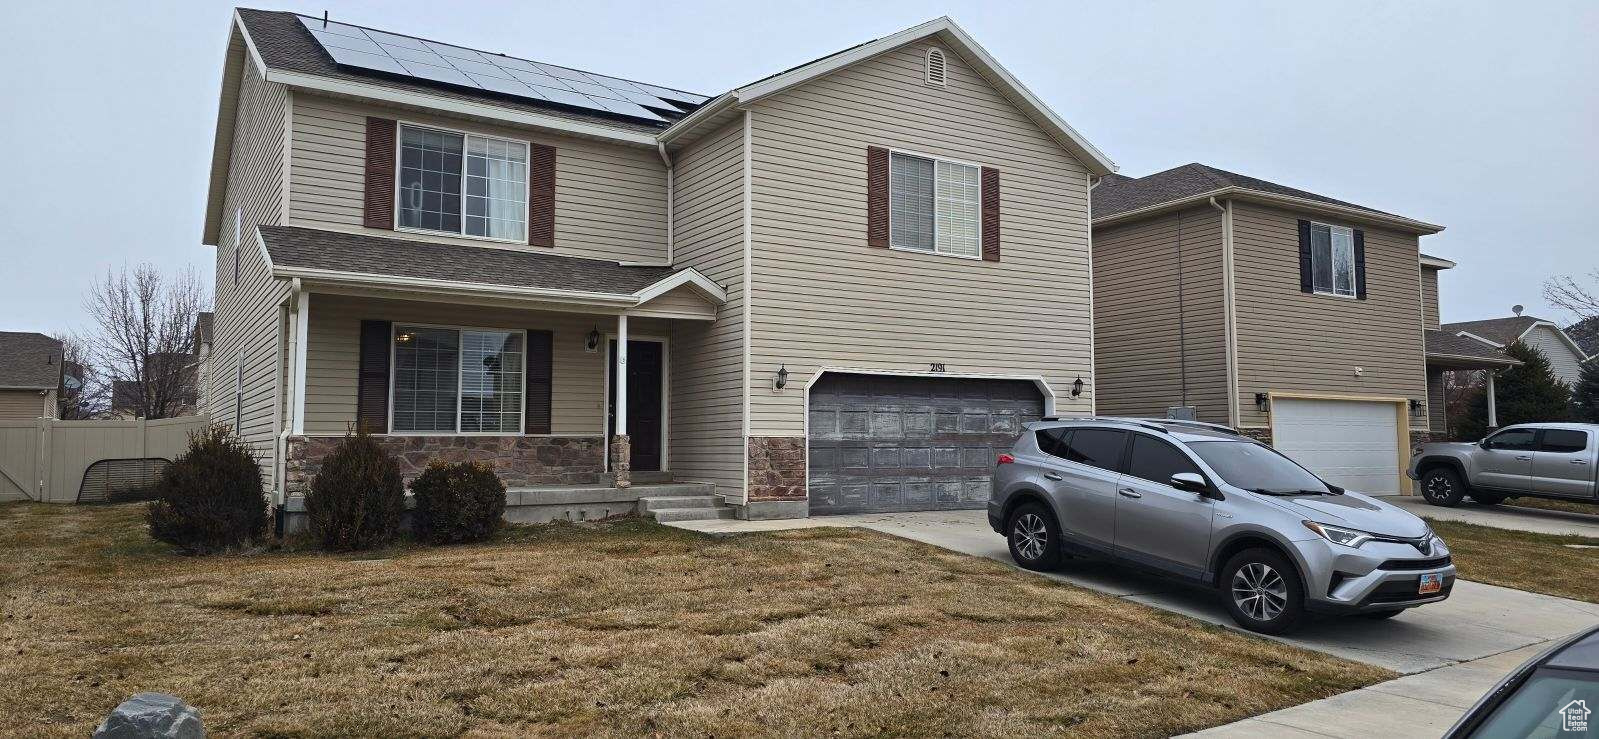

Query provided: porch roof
[258,225,725,309]
[1425,329,1523,370]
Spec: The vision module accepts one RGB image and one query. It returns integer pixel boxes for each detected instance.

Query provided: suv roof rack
[1127,418,1243,436]
[1037,416,1243,436]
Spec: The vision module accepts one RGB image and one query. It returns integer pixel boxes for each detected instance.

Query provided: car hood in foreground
[1279,491,1429,538]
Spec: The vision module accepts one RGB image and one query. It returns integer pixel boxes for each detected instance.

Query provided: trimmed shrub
[304,431,405,550]
[147,425,268,553]
[411,461,507,544]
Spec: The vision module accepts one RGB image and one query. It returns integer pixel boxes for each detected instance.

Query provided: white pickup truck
[1408,423,1599,507]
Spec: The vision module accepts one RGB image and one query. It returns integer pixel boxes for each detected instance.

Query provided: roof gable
[0,332,64,389]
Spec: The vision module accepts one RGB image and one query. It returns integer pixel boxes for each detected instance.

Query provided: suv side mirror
[1170,472,1210,494]
[1479,439,1493,450]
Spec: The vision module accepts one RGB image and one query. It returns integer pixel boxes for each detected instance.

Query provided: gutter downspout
[658,142,674,264]
[1211,197,1242,428]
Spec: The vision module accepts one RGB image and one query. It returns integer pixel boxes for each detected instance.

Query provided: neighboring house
[1089,163,1511,495]
[1566,315,1599,361]
[109,352,201,419]
[0,332,64,420]
[203,10,1112,518]
[191,312,214,413]
[1442,310,1592,386]
[1418,258,1520,435]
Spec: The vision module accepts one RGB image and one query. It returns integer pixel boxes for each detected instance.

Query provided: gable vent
[924,48,948,87]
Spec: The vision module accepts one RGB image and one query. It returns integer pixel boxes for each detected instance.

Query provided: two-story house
[1090,163,1513,495]
[204,10,1113,522]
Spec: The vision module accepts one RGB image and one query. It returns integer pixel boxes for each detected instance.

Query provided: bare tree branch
[1544,270,1599,322]
[81,264,210,419]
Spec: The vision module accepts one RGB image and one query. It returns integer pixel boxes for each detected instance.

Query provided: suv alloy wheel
[1221,548,1306,634]
[1006,501,1062,571]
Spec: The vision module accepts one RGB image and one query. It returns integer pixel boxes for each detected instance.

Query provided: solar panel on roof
[295,15,701,124]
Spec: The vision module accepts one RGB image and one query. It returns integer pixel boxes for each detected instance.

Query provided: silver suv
[989,418,1455,634]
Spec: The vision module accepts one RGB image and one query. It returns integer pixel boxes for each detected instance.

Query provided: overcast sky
[2,1,1595,335]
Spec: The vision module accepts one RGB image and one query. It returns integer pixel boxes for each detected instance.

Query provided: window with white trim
[1309,222,1356,296]
[397,124,528,242]
[391,325,524,433]
[889,152,981,257]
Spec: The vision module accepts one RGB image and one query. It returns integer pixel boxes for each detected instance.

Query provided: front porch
[261,225,731,513]
[1423,329,1524,438]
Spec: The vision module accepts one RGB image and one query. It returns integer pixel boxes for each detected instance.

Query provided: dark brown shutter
[356,321,392,433]
[981,166,1000,262]
[524,330,553,434]
[363,118,397,230]
[866,146,889,247]
[1297,219,1313,293]
[528,143,556,247]
[1353,228,1368,300]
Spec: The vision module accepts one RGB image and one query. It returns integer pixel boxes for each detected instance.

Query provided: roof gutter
[1096,186,1445,235]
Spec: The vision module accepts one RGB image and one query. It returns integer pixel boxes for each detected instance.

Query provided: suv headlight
[1302,520,1374,548]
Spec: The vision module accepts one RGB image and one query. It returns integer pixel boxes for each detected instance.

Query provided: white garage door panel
[1271,398,1401,495]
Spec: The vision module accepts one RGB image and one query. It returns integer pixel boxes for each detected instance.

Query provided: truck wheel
[1420,468,1465,507]
[1469,494,1504,505]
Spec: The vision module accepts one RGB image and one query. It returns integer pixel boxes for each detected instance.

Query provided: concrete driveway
[1388,496,1599,537]
[674,509,1599,674]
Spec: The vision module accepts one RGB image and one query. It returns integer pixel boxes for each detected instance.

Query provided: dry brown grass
[1427,517,1599,603]
[0,503,1391,737]
[1500,496,1599,517]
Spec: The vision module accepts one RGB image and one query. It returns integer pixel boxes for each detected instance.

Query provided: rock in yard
[94,693,204,738]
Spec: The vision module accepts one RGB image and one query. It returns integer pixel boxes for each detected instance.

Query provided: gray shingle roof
[1424,329,1520,365]
[0,332,63,389]
[235,9,691,136]
[1093,163,1405,221]
[258,225,683,296]
[1439,316,1544,347]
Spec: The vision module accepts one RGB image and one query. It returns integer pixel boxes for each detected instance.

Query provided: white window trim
[886,147,983,261]
[1310,221,1358,298]
[393,120,531,246]
[386,322,530,436]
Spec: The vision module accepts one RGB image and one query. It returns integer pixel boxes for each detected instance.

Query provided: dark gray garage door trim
[805,367,1055,518]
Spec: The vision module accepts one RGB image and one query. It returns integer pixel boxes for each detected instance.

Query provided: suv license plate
[1419,573,1443,595]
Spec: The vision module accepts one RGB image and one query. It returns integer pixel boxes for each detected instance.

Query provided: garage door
[1270,398,1402,495]
[807,374,1044,515]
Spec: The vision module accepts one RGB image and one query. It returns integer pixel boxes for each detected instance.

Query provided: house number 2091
[929,363,946,373]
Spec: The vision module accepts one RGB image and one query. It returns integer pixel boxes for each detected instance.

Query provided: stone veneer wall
[747,436,806,501]
[1238,427,1273,444]
[285,435,603,496]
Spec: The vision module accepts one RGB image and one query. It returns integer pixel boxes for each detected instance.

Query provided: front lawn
[0,503,1389,737]
[1502,496,1599,517]
[1426,517,1599,604]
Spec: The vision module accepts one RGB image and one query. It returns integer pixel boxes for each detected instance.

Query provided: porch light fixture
[1255,392,1270,411]
[1409,398,1423,414]
[585,327,601,352]
[1071,377,1084,397]
[774,364,789,390]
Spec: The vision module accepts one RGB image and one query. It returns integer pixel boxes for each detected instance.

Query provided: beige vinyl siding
[665,120,747,496]
[1524,325,1586,386]
[288,94,668,264]
[0,390,52,420]
[745,41,1094,436]
[1421,266,1440,328]
[1092,207,1231,424]
[209,60,290,482]
[1231,202,1428,430]
[301,294,669,436]
[631,285,717,321]
[1426,367,1448,437]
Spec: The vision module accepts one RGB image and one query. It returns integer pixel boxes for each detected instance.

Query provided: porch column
[1485,370,1498,429]
[610,313,631,487]
[290,289,310,435]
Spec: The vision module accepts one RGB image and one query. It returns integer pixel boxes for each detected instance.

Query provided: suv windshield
[1187,441,1331,494]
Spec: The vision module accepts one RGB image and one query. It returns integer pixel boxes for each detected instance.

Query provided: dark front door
[607,339,664,472]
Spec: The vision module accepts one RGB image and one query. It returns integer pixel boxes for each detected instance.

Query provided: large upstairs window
[397,124,528,242]
[889,151,982,258]
[1309,221,1356,297]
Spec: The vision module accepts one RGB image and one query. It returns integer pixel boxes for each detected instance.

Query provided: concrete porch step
[637,495,721,512]
[648,506,737,523]
[630,470,674,484]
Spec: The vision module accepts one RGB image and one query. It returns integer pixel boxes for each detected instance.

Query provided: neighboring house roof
[1442,315,1592,363]
[1092,163,1442,234]
[1566,315,1599,359]
[256,225,727,306]
[110,380,141,413]
[1419,253,1455,269]
[659,16,1116,176]
[1424,329,1521,368]
[0,332,63,390]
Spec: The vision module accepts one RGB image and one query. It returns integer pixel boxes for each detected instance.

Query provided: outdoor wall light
[774,364,789,390]
[1071,377,1085,397]
[585,327,601,352]
[1409,398,1424,414]
[1255,392,1270,411]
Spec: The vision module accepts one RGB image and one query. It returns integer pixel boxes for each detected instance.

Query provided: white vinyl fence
[0,415,212,503]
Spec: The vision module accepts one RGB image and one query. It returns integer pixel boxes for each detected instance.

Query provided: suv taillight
[997,453,1015,465]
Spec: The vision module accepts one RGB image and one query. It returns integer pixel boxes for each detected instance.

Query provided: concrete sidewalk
[1183,642,1546,738]
[1388,497,1599,537]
